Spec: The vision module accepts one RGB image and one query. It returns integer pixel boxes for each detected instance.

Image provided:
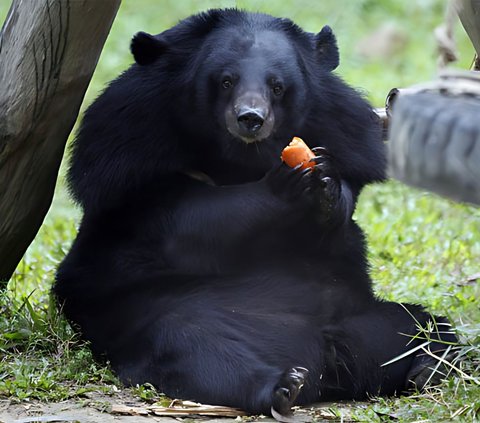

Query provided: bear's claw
[271,367,309,422]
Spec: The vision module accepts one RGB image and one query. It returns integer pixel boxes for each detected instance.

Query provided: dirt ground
[0,384,369,423]
[1,391,347,423]
[0,395,247,423]
[0,400,233,422]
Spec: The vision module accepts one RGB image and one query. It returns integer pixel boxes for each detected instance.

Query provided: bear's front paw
[264,161,309,203]
[307,147,342,219]
[264,146,341,220]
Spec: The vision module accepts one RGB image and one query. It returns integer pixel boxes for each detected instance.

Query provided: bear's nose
[237,110,265,134]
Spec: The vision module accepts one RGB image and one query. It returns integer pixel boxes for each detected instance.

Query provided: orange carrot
[281,136,315,170]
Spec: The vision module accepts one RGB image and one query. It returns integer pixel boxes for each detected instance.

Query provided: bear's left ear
[131,32,167,65]
[314,26,339,71]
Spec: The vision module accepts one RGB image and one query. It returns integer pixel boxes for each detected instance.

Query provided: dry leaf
[110,399,245,418]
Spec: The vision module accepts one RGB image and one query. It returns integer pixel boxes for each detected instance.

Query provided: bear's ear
[130,32,167,65]
[314,25,339,71]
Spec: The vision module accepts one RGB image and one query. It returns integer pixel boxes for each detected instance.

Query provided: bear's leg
[148,333,309,417]
[402,314,457,391]
[377,303,456,393]
[326,302,457,397]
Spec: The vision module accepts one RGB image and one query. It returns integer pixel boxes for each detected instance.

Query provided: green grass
[355,182,480,421]
[1,0,479,421]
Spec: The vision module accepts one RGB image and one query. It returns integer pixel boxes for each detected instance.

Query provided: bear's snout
[226,92,275,143]
[237,107,265,134]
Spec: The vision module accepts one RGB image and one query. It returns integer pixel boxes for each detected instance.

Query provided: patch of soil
[0,390,262,423]
[0,390,360,423]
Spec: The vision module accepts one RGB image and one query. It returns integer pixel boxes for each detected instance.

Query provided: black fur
[55,9,456,417]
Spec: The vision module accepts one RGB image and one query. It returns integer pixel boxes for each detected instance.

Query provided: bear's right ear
[314,26,339,71]
[130,32,167,65]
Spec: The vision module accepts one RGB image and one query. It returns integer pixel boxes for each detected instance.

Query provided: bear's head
[130,10,339,150]
[69,9,382,211]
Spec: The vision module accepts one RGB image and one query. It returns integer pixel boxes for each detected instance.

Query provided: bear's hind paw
[271,367,309,422]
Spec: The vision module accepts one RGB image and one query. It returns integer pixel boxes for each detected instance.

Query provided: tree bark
[0,0,121,285]
[457,0,480,58]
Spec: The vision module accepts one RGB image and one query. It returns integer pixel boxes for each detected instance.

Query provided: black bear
[55,9,456,420]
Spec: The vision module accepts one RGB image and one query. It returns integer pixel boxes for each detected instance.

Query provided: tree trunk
[457,0,480,58]
[0,0,121,285]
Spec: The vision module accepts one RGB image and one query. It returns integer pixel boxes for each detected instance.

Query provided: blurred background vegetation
[69,0,476,107]
[1,1,479,421]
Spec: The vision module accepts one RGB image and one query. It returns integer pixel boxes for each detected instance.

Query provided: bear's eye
[272,84,284,96]
[222,78,233,89]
